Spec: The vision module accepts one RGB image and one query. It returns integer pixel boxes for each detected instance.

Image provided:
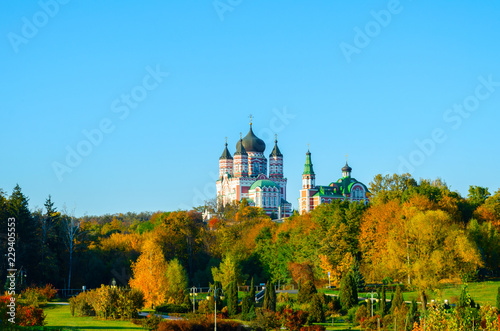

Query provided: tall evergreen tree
[379,286,386,316]
[270,281,276,312]
[308,293,325,323]
[406,299,419,331]
[391,285,404,313]
[226,280,237,316]
[7,185,39,286]
[263,281,276,311]
[340,271,358,310]
[298,280,317,304]
[249,277,255,302]
[263,280,271,310]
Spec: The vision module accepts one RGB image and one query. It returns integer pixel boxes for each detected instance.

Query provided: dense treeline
[0,173,499,301]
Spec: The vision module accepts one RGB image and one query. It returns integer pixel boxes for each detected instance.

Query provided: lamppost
[189,286,198,313]
[207,286,224,331]
[365,290,379,317]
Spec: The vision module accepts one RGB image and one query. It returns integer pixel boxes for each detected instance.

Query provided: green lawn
[39,304,143,331]
[321,280,500,307]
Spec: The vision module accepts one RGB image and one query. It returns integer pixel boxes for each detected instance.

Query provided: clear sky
[1,1,500,216]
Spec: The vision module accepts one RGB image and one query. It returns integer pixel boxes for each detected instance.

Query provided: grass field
[39,304,143,330]
[320,280,500,307]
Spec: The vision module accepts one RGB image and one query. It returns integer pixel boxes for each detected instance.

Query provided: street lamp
[367,290,379,317]
[189,286,198,313]
[207,286,224,331]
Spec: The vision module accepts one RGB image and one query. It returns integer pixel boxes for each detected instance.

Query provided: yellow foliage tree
[129,238,168,308]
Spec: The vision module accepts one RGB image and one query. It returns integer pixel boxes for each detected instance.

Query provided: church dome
[342,162,352,172]
[242,124,266,153]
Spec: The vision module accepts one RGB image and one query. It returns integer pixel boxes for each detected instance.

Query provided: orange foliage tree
[129,238,168,308]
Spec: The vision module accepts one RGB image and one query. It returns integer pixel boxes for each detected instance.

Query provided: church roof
[235,138,247,156]
[219,142,233,160]
[250,179,278,190]
[342,162,352,173]
[303,149,315,175]
[242,124,266,153]
[270,138,283,157]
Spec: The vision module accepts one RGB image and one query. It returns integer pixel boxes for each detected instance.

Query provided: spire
[270,134,283,157]
[235,132,247,155]
[219,138,233,160]
[303,148,314,175]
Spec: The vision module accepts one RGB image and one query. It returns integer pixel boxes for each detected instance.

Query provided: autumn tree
[129,238,168,308]
[165,258,188,303]
[391,285,404,313]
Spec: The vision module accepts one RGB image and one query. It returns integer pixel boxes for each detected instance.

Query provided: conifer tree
[379,286,386,316]
[298,280,317,304]
[270,281,276,312]
[406,299,418,330]
[308,293,325,323]
[391,285,404,313]
[263,280,271,310]
[340,271,358,310]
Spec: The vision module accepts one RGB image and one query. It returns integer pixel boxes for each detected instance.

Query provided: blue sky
[1,1,500,216]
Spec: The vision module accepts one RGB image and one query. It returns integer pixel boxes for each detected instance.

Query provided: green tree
[165,258,188,302]
[379,285,386,316]
[262,281,276,312]
[7,185,40,285]
[340,271,358,310]
[308,293,325,323]
[226,280,238,316]
[298,280,317,304]
[468,185,490,208]
[391,285,404,313]
[406,299,418,331]
[212,254,241,289]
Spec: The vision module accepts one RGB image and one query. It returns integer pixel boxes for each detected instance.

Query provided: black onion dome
[235,138,247,155]
[219,143,233,160]
[242,125,266,153]
[269,138,282,157]
[342,162,352,172]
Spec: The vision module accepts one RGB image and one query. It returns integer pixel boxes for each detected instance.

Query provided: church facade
[299,149,370,214]
[216,122,292,218]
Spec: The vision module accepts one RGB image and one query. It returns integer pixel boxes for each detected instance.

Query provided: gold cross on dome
[225,136,227,144]
[249,114,253,125]
[345,154,348,162]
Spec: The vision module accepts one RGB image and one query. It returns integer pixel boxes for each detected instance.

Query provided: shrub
[70,286,144,319]
[69,291,94,317]
[0,295,46,327]
[143,314,162,331]
[19,285,57,308]
[15,305,46,327]
[40,284,58,301]
[277,308,308,331]
[157,319,242,331]
[300,326,326,331]
[354,304,368,325]
[155,303,190,314]
[346,306,358,324]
